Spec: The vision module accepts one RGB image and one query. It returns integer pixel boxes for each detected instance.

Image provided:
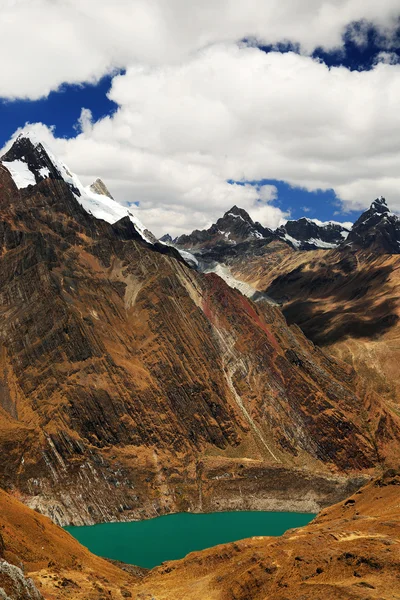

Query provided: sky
[1,2,400,237]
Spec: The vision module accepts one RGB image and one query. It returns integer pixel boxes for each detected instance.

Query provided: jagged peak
[222,205,252,222]
[1,133,157,246]
[370,196,389,214]
[345,196,400,253]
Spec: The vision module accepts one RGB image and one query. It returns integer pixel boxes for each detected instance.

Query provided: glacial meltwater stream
[65,511,315,569]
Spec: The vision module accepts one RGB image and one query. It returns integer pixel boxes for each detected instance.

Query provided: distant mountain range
[162,195,400,256]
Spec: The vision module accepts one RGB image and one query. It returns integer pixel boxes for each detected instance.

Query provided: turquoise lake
[65,511,315,569]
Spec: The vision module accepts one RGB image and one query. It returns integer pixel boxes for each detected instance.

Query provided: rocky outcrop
[0,562,43,600]
[0,139,399,525]
[160,233,174,243]
[89,178,114,199]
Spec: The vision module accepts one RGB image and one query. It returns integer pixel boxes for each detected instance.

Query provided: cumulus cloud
[1,0,400,99]
[4,43,400,236]
[3,2,400,236]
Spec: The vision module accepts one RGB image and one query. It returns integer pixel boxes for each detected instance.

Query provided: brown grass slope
[0,487,138,599]
[135,468,400,600]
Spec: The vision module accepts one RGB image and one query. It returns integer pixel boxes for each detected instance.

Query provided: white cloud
[0,0,400,99]
[3,0,400,237]
[4,44,400,236]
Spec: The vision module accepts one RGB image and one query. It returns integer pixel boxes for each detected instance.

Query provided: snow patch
[205,263,277,305]
[305,237,338,249]
[177,249,199,266]
[283,233,301,248]
[227,212,245,220]
[2,159,36,189]
[39,166,50,179]
[293,217,352,230]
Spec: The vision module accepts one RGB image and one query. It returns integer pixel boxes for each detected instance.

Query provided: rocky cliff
[0,137,398,525]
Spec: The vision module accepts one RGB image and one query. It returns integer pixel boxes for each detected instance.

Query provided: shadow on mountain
[265,252,399,345]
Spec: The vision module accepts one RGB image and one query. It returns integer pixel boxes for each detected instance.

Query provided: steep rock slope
[0,139,398,525]
[135,468,400,599]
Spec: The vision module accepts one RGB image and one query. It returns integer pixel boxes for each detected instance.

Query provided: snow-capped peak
[1,132,156,245]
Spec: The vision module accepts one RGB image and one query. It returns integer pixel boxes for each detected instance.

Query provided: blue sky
[1,4,400,236]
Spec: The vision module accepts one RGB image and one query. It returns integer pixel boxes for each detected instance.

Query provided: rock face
[160,233,174,243]
[276,217,350,250]
[0,561,44,600]
[135,469,400,599]
[345,196,400,253]
[0,136,399,526]
[89,178,114,200]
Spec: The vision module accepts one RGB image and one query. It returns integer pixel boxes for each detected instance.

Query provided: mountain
[0,135,399,528]
[345,196,400,253]
[159,233,174,243]
[276,217,351,250]
[135,469,400,599]
[171,209,352,283]
[1,132,158,245]
[220,198,400,404]
[89,177,114,200]
[175,205,273,249]
[173,209,351,256]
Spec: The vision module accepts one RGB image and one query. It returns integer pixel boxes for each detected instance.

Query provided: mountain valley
[0,134,400,599]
